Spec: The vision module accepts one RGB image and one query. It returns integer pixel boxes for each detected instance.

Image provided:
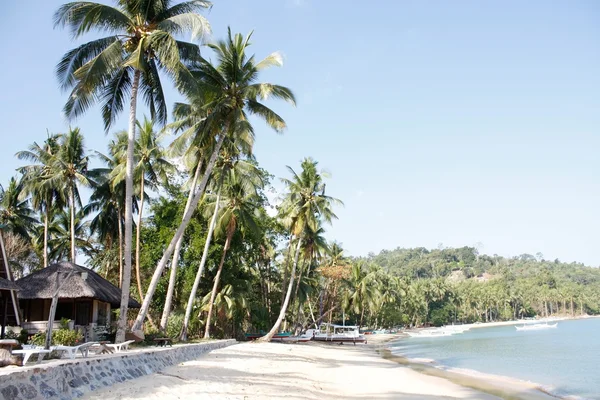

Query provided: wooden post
[1,295,8,339]
[45,270,75,349]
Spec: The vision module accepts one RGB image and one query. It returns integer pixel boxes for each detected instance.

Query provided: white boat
[515,322,558,331]
[405,328,457,338]
[303,323,367,343]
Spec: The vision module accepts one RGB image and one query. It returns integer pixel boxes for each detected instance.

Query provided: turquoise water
[390,318,600,399]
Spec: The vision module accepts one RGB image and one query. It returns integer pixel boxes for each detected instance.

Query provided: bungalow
[15,261,141,340]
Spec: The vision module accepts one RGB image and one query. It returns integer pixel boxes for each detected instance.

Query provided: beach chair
[105,340,135,353]
[12,345,52,365]
[51,341,98,359]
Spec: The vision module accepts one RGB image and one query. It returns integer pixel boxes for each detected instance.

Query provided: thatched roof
[16,262,141,308]
[0,277,20,291]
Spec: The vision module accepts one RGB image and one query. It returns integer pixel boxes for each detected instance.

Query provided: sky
[1,0,599,266]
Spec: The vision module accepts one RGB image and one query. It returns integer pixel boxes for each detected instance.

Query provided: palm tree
[55,0,212,342]
[47,209,95,262]
[16,134,64,268]
[203,166,263,338]
[0,177,38,241]
[342,262,380,327]
[291,225,328,332]
[131,117,172,304]
[132,29,295,333]
[167,80,254,335]
[42,128,92,264]
[260,158,341,342]
[86,142,129,284]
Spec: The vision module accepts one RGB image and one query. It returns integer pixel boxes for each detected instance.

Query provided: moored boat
[245,331,292,341]
[303,323,367,344]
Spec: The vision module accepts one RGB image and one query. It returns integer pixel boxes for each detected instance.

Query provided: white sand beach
[84,338,502,400]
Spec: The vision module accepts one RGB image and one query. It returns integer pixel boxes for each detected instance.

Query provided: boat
[515,322,558,331]
[406,329,454,338]
[303,323,367,344]
[244,331,292,341]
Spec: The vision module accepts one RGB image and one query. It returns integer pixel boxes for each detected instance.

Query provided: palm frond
[157,12,211,42]
[53,2,132,38]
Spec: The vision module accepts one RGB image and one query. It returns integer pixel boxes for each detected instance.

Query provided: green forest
[1,0,599,342]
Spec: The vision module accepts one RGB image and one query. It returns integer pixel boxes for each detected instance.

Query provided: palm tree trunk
[69,184,76,263]
[117,204,123,288]
[570,297,574,316]
[135,177,145,302]
[204,232,232,339]
[259,237,302,342]
[131,132,227,333]
[279,236,294,305]
[43,207,49,268]
[161,160,202,331]
[180,185,221,341]
[116,69,140,343]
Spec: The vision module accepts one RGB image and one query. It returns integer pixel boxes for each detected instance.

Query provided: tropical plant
[132,29,295,333]
[16,134,64,268]
[54,0,212,342]
[45,128,92,263]
[260,158,341,341]
[0,177,37,242]
[203,162,263,338]
[130,117,172,303]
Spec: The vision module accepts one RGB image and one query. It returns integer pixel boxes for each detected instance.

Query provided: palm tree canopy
[180,29,296,152]
[55,0,212,129]
[0,177,38,241]
[279,157,343,237]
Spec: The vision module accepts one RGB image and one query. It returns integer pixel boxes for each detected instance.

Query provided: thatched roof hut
[16,262,140,308]
[0,277,19,291]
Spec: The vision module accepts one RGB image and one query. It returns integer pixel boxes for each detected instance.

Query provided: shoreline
[83,339,500,399]
[382,317,600,399]
[81,320,596,399]
[367,334,558,399]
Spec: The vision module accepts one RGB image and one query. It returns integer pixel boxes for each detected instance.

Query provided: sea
[389,318,600,399]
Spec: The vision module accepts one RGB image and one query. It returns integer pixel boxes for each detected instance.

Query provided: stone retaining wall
[0,339,237,400]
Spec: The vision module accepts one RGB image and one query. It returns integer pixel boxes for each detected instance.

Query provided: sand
[84,337,503,400]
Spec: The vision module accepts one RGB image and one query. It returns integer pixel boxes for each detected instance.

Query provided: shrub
[166,312,184,340]
[18,329,29,344]
[29,329,83,346]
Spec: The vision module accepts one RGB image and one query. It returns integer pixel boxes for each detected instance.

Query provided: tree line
[1,1,598,341]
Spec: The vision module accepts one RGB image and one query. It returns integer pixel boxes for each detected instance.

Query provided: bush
[18,329,29,344]
[30,329,83,346]
[166,312,184,340]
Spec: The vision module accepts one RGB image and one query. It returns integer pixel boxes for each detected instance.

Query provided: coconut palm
[203,166,263,338]
[41,128,92,264]
[55,0,211,342]
[260,158,342,342]
[130,117,172,303]
[47,209,95,262]
[166,81,255,334]
[16,134,65,268]
[132,29,295,332]
[178,154,254,339]
[0,177,38,241]
[342,262,380,327]
[291,225,328,331]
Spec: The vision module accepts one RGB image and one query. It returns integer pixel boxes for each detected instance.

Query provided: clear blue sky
[1,1,599,266]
